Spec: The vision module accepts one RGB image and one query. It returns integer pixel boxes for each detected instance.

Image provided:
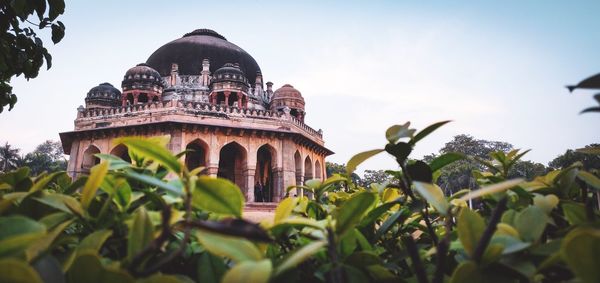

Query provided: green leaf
[561,228,600,283]
[193,176,244,217]
[77,229,113,255]
[95,154,131,170]
[29,171,66,193]
[81,161,109,210]
[515,206,547,242]
[0,258,43,283]
[222,259,272,283]
[127,207,154,260]
[336,192,377,236]
[532,194,559,214]
[413,181,449,215]
[33,194,83,217]
[48,0,65,20]
[449,261,484,283]
[346,149,384,175]
[25,219,74,261]
[195,230,263,263]
[66,251,134,283]
[457,208,485,257]
[409,120,451,145]
[459,179,524,201]
[273,240,326,277]
[124,170,182,196]
[577,171,600,191]
[274,197,298,224]
[137,273,194,283]
[385,122,415,144]
[115,136,181,173]
[429,152,465,172]
[0,216,47,257]
[562,202,586,225]
[197,252,227,283]
[51,23,65,44]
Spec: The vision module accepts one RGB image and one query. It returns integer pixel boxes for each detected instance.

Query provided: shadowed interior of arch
[255,144,276,202]
[185,140,208,172]
[110,144,131,163]
[217,142,246,189]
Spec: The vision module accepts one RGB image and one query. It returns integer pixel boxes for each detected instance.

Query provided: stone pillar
[206,164,219,177]
[272,168,283,202]
[67,139,81,179]
[244,167,255,202]
[133,92,139,104]
[237,96,242,108]
[224,91,230,106]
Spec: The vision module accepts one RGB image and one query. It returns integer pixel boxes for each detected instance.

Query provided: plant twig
[128,205,172,274]
[472,197,508,263]
[402,234,429,283]
[433,213,453,283]
[326,228,345,283]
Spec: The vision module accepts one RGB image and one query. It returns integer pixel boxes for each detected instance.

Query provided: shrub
[0,123,599,283]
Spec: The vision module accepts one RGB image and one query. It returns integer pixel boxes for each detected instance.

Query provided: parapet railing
[77,100,323,138]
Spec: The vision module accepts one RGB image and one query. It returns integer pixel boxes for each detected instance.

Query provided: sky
[1,0,599,173]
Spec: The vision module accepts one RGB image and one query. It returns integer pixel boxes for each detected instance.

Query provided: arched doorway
[304,156,313,182]
[315,160,322,180]
[126,93,134,105]
[255,144,276,202]
[228,92,239,107]
[110,144,131,163]
[82,145,100,171]
[138,93,148,103]
[217,142,247,189]
[185,139,208,172]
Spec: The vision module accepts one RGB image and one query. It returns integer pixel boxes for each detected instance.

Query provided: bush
[0,123,599,283]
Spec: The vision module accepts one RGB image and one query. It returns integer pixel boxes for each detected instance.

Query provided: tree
[549,143,600,170]
[0,141,20,171]
[0,0,66,113]
[426,134,547,194]
[326,161,361,183]
[360,169,391,186]
[23,140,66,175]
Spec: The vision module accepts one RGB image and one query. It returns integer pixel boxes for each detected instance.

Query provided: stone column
[237,95,242,108]
[133,92,139,104]
[206,164,219,177]
[224,91,230,106]
[272,168,283,202]
[244,167,255,202]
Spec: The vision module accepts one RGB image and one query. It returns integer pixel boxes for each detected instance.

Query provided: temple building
[59,29,332,203]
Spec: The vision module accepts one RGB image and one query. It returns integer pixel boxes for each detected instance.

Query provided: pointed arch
[304,155,313,182]
[218,142,247,189]
[315,159,322,180]
[110,144,131,163]
[185,138,209,172]
[82,145,101,170]
[255,143,277,202]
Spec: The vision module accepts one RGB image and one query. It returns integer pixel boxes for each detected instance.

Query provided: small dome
[85,83,121,108]
[272,84,304,103]
[211,63,248,84]
[122,63,163,92]
[270,84,305,116]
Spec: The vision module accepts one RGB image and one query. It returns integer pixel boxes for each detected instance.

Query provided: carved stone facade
[60,29,332,203]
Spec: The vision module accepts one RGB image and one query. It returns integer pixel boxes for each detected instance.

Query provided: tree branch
[472,197,508,263]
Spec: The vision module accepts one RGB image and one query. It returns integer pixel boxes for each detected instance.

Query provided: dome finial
[183,29,227,41]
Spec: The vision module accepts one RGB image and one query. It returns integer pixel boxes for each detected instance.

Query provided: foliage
[0,0,66,113]
[0,141,20,171]
[0,140,66,174]
[424,134,548,195]
[549,144,600,171]
[0,122,599,283]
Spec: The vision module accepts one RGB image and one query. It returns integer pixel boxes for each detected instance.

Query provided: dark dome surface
[146,29,261,83]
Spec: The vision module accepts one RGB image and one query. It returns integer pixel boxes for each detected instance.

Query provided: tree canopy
[0,0,65,113]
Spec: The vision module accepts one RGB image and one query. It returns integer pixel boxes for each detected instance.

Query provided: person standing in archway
[254,181,263,202]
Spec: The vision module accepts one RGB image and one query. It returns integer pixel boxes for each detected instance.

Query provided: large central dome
[146,29,261,83]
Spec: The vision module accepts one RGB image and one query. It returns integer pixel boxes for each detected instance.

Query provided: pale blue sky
[1,1,598,171]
